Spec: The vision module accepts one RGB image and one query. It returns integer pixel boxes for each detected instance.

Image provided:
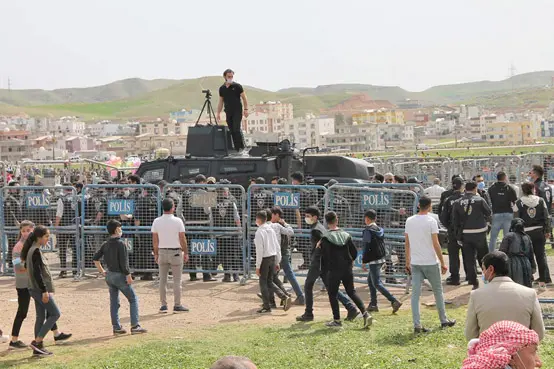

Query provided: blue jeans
[29,289,61,339]
[106,272,139,330]
[280,255,304,299]
[367,263,397,306]
[410,264,448,328]
[489,213,513,252]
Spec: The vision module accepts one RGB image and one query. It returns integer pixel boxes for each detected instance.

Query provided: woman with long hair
[21,225,63,356]
[499,218,536,288]
[9,221,71,350]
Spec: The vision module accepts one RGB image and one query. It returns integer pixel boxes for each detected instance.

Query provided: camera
[202,89,212,98]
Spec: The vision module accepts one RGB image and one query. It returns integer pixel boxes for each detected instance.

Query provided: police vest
[213,198,236,228]
[60,196,76,226]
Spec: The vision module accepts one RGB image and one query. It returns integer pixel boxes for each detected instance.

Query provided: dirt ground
[1,258,553,359]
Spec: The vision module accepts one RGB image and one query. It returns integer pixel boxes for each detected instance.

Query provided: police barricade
[163,183,247,284]
[325,184,419,292]
[81,184,161,276]
[0,161,6,186]
[387,156,454,187]
[521,153,554,182]
[362,156,387,175]
[246,184,327,279]
[0,185,80,277]
[455,156,524,186]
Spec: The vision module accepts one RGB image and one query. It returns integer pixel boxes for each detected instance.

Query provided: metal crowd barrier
[0,185,80,277]
[539,299,554,330]
[246,184,327,279]
[81,184,161,275]
[385,156,454,187]
[164,183,247,284]
[325,184,418,291]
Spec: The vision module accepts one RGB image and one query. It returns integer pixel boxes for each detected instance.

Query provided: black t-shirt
[219,82,244,113]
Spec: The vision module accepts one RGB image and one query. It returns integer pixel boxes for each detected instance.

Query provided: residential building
[170,109,201,123]
[139,118,195,136]
[352,109,405,125]
[50,116,86,136]
[284,114,335,148]
[65,136,96,153]
[243,112,270,133]
[87,121,137,137]
[133,133,187,157]
[486,121,534,145]
[425,118,457,137]
[0,129,31,162]
[540,119,554,137]
[325,121,413,152]
[253,101,293,133]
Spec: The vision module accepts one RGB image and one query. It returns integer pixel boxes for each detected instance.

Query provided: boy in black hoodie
[319,211,371,328]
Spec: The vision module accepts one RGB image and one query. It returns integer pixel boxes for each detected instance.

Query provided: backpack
[362,224,386,263]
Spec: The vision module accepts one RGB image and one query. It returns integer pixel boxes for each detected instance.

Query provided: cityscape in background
[1,89,554,163]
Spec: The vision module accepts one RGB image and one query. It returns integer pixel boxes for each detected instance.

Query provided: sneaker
[391,301,402,314]
[414,327,430,334]
[472,283,479,291]
[282,296,292,312]
[232,274,240,282]
[54,332,72,342]
[345,309,360,321]
[293,296,305,306]
[441,319,457,329]
[203,276,217,282]
[131,325,148,335]
[222,274,232,283]
[113,327,127,335]
[58,271,67,279]
[270,303,277,309]
[367,305,379,313]
[9,340,27,350]
[445,279,461,286]
[257,307,272,314]
[363,312,373,329]
[30,341,52,356]
[539,282,547,290]
[325,320,343,328]
[174,305,190,313]
[159,305,168,313]
[190,275,198,282]
[296,314,314,322]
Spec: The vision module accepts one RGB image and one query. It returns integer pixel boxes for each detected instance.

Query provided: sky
[1,0,553,92]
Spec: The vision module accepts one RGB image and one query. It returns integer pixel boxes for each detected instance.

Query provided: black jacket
[320,229,357,272]
[438,188,455,216]
[534,179,552,215]
[452,193,492,239]
[309,222,326,263]
[516,196,551,234]
[488,181,517,214]
[440,191,463,231]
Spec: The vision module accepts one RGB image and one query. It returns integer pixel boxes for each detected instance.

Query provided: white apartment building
[139,119,195,136]
[243,112,271,134]
[253,101,294,133]
[51,116,86,136]
[284,114,335,148]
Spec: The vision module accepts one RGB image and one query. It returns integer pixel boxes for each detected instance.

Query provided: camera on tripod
[196,89,217,126]
[202,89,212,99]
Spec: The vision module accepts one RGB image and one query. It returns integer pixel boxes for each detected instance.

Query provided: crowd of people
[0,163,551,367]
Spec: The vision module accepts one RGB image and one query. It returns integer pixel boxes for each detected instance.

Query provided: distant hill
[0,71,552,119]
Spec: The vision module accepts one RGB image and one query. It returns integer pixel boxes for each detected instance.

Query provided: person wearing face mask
[465,251,545,341]
[296,206,358,322]
[93,220,147,335]
[463,320,542,369]
[473,174,492,207]
[216,68,249,154]
[452,181,492,290]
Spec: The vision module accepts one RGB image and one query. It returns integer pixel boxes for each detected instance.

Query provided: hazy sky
[2,0,553,92]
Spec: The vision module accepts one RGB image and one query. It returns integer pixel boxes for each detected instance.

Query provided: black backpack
[362,224,386,263]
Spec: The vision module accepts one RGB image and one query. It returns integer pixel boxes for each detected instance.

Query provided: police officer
[84,180,110,269]
[212,185,241,282]
[3,181,22,268]
[56,184,78,278]
[22,186,52,227]
[516,182,552,287]
[291,172,315,269]
[133,186,159,280]
[439,177,465,285]
[438,175,464,216]
[452,181,492,290]
[529,165,552,214]
[318,179,353,228]
[473,175,492,207]
[184,174,216,282]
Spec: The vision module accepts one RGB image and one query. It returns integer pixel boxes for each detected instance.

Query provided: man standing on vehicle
[216,69,249,153]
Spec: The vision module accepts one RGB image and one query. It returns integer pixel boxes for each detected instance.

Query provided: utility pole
[508,64,517,92]
[7,77,11,92]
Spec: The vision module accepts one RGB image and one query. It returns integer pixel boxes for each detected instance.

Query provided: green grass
[2,309,553,369]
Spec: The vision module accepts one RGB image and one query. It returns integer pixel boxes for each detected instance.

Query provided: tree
[334,113,345,126]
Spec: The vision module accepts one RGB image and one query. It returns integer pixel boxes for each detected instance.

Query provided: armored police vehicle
[136,125,374,187]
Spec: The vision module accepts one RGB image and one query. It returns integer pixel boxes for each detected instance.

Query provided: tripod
[195,89,218,126]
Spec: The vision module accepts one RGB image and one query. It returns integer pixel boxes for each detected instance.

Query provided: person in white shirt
[424,178,446,198]
[254,211,291,313]
[405,196,456,334]
[151,198,189,314]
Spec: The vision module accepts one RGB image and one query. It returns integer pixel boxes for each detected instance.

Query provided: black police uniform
[57,193,78,273]
[452,193,492,287]
[534,178,553,215]
[3,191,22,267]
[212,192,241,281]
[183,188,214,281]
[133,190,159,272]
[516,196,552,283]
[440,191,466,284]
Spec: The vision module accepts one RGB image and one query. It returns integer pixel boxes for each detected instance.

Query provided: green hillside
[0,71,552,119]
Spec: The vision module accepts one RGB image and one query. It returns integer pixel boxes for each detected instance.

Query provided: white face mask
[123,190,130,198]
[305,217,315,225]
[226,78,233,84]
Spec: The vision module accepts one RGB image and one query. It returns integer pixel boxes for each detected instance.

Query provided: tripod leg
[195,100,209,125]
[207,101,218,125]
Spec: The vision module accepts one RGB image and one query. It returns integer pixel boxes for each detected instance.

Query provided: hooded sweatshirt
[516,195,550,233]
[320,228,358,272]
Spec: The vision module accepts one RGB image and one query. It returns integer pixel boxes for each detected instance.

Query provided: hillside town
[1,93,554,163]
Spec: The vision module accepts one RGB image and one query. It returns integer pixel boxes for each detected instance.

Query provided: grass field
[2,309,553,369]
